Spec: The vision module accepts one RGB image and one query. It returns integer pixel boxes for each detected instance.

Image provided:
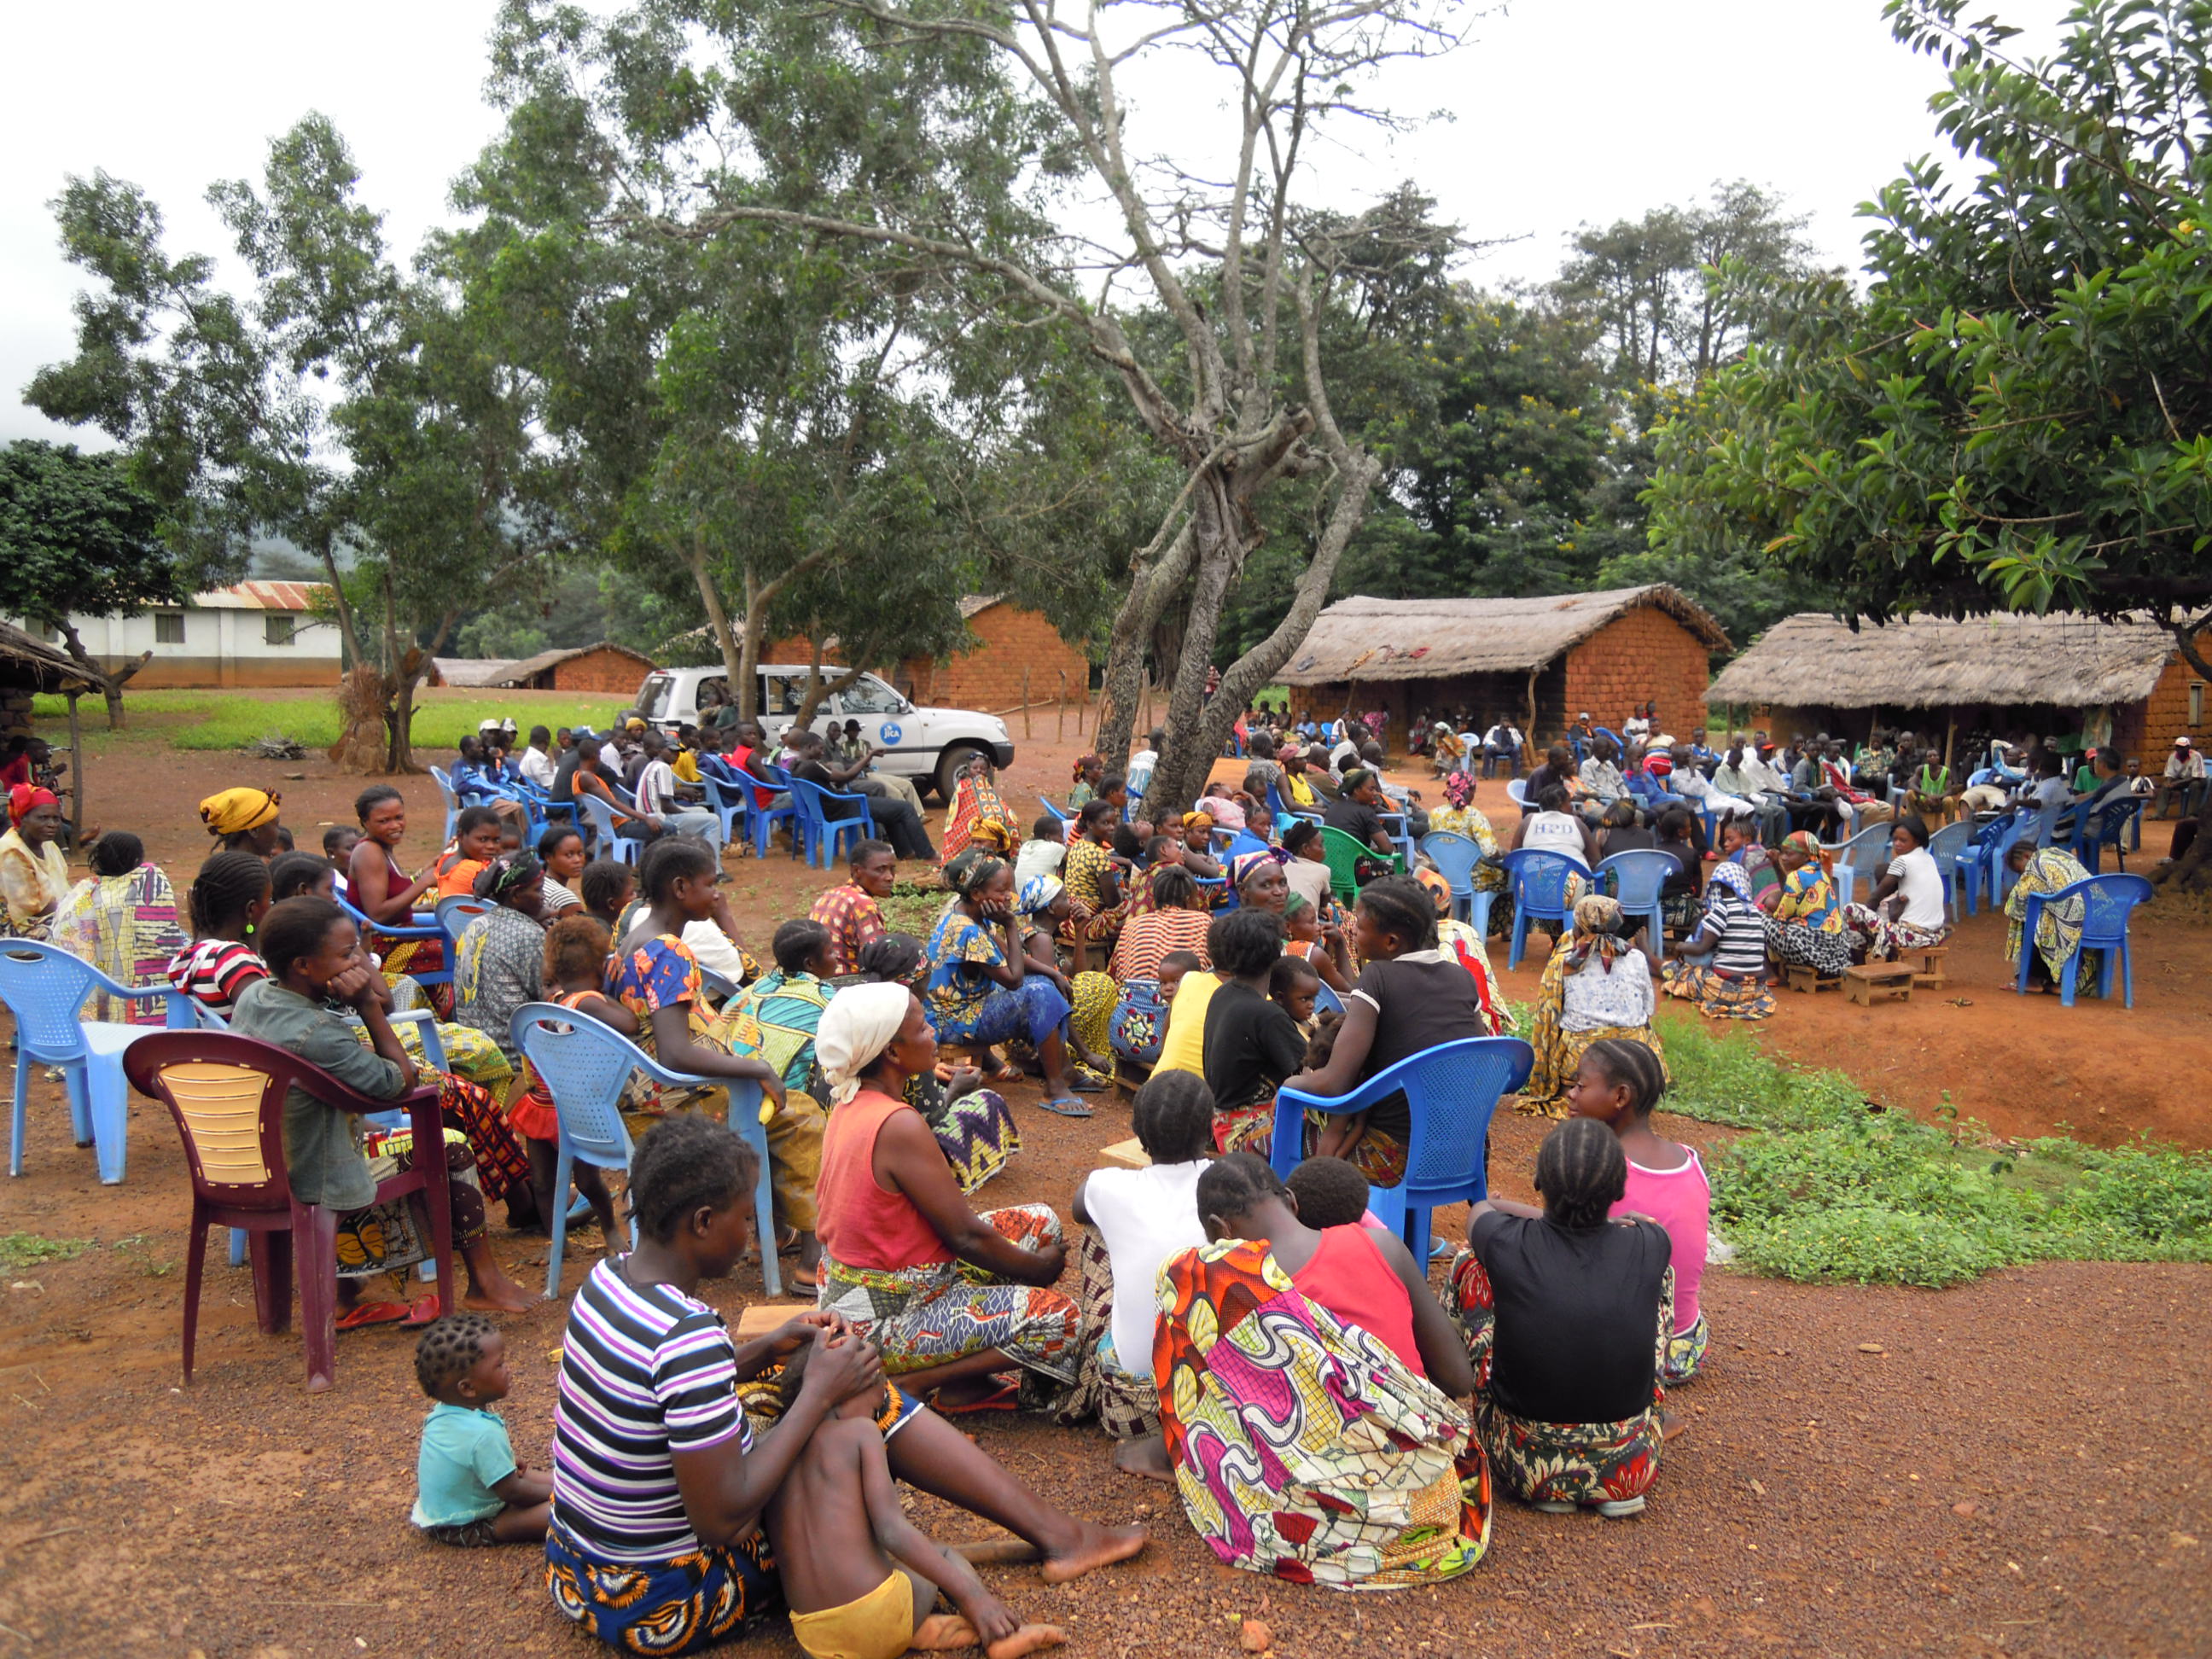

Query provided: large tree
[0,440,178,727]
[1645,0,2212,672]
[492,0,1466,811]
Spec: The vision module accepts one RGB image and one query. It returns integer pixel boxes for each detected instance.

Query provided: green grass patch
[34,691,629,753]
[880,881,952,940]
[0,1232,90,1272]
[1652,1018,2212,1288]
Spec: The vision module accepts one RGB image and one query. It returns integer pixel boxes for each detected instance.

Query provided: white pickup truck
[633,665,1015,801]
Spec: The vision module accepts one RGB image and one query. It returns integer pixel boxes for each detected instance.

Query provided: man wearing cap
[2154,736,2207,820]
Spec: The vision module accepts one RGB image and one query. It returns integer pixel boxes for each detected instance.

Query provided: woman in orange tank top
[813,983,1086,1415]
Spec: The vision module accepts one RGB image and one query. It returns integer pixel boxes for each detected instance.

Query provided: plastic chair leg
[1365,1179,1407,1243]
[88,1051,131,1185]
[1508,910,1528,970]
[182,1215,208,1381]
[2120,939,2133,1010]
[1469,892,1495,939]
[546,1144,573,1300]
[9,1060,26,1178]
[2058,954,2078,1009]
[61,1062,92,1148]
[249,1226,294,1334]
[295,1202,341,1393]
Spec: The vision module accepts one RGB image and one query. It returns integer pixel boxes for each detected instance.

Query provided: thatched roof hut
[1276,586,1728,746]
[1708,611,2206,762]
[1,620,105,838]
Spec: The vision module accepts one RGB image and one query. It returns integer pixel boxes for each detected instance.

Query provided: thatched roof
[493,641,656,685]
[1707,612,2182,711]
[0,620,102,693]
[1276,586,1730,686]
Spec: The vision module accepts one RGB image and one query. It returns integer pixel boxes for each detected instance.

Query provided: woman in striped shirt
[1657,860,1777,1021]
[546,1115,1147,1656]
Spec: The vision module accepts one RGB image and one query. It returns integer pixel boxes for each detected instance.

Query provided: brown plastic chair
[123,1030,454,1392]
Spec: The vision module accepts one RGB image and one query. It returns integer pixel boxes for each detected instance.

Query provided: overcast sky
[2,0,2070,445]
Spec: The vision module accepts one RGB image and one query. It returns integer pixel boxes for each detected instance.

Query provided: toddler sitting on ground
[410,1313,551,1545]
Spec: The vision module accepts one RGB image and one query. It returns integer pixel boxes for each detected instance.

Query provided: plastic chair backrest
[698,965,737,1004]
[1505,777,1528,807]
[1224,830,1272,864]
[1926,819,1974,867]
[2075,874,2152,946]
[1499,848,1577,916]
[1039,797,1070,830]
[0,940,179,1057]
[1594,847,1676,907]
[575,791,624,843]
[511,1004,644,1171]
[1968,812,2017,854]
[1419,831,1481,894]
[1395,1036,1537,1192]
[787,774,867,823]
[436,895,493,946]
[1838,822,1890,871]
[430,765,457,806]
[1312,979,1346,1019]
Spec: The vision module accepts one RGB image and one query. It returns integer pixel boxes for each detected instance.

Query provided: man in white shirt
[517,724,557,790]
[632,731,724,846]
[2154,736,2208,819]
[1622,703,1652,746]
[1480,719,1523,779]
[1578,736,1627,808]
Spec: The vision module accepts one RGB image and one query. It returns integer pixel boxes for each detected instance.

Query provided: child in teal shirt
[410,1313,551,1545]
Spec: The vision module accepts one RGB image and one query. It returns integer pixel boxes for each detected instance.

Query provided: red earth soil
[2,691,2204,1656]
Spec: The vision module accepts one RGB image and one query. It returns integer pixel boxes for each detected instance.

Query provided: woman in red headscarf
[0,785,71,940]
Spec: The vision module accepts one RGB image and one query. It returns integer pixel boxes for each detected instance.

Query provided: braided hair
[628,1115,760,1244]
[268,853,334,902]
[1131,1070,1214,1164]
[1196,1150,1288,1228]
[188,850,272,937]
[1581,1038,1667,1118]
[258,897,346,983]
[1534,1117,1627,1231]
[89,831,144,879]
[858,933,925,986]
[1354,874,1438,953]
[413,1312,498,1398]
[771,918,830,975]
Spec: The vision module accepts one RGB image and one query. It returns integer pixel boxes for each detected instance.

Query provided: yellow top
[1153,969,1224,1078]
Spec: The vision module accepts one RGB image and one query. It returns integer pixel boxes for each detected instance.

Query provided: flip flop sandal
[335,1301,411,1331]
[400,1294,443,1328]
[932,1379,1020,1416]
[782,1260,823,1292]
[1036,1096,1094,1119]
[1069,1069,1109,1094]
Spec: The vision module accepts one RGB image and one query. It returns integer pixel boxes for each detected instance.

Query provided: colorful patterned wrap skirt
[1074,1228,1161,1441]
[1658,960,1776,1021]
[910,1077,1021,1196]
[816,1203,1085,1413]
[1442,1248,1668,1508]
[546,1516,778,1656]
[1155,1238,1491,1589]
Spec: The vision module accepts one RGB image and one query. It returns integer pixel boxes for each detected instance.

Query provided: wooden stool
[1901,946,1950,990]
[1098,1137,1150,1171]
[1784,964,1840,995]
[1843,962,1916,1006]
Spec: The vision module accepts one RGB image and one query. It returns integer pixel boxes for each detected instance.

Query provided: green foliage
[0,441,179,627]
[31,690,626,753]
[0,1233,90,1272]
[1656,1016,2212,1286]
[1645,0,2212,651]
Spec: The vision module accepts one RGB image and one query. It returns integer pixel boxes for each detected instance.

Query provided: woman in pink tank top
[1569,1039,1712,1385]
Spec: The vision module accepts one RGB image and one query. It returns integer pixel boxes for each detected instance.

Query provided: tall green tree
[1645,0,2212,672]
[0,440,178,726]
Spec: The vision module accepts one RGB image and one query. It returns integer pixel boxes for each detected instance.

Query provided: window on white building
[154,613,186,644]
[265,614,297,647]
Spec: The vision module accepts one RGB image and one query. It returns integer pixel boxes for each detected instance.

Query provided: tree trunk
[49,620,143,731]
[789,632,859,731]
[1145,485,1249,813]
[1095,520,1199,768]
[687,529,748,710]
[736,565,767,725]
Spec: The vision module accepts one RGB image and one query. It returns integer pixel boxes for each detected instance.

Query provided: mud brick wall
[1560,609,1716,740]
[2115,650,2208,761]
[0,686,32,743]
[897,604,1089,712]
[548,649,656,696]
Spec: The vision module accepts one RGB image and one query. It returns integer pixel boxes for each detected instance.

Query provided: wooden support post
[1057,670,1067,742]
[1022,667,1032,740]
[1943,710,1957,776]
[1522,667,1539,765]
[65,690,84,845]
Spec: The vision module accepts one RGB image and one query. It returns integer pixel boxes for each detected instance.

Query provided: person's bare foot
[464,1278,538,1313]
[1111,1434,1176,1484]
[1038,1522,1148,1584]
[1659,1407,1688,1441]
[911,1614,981,1650]
[986,1626,1066,1659]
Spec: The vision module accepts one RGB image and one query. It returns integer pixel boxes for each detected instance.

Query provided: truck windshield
[835,676,903,713]
[637,675,672,719]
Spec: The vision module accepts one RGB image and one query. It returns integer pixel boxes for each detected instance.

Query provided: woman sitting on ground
[1522,894,1665,1114]
[923,853,1092,1117]
[1155,1152,1487,1587]
[608,836,808,1271]
[1571,1040,1710,1386]
[1068,1071,1214,1473]
[1228,847,1291,917]
[814,983,1088,1417]
[1198,907,1307,1156]
[1066,753,1103,812]
[725,918,840,1167]
[1837,814,1951,963]
[1717,813,1781,911]
[940,754,1017,864]
[857,934,1021,1193]
[198,787,286,858]
[51,830,186,1022]
[1659,860,1775,1021]
[228,895,534,1321]
[1007,876,1114,1088]
[1441,1118,1673,1517]
[0,784,71,940]
[2004,836,2099,993]
[1651,806,1704,937]
[1057,800,1129,953]
[1766,830,1850,980]
[544,1112,1144,1655]
[1107,864,1213,986]
[1280,875,1491,1185]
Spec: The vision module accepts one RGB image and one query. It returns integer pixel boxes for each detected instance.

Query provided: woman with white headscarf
[814,981,1088,1417]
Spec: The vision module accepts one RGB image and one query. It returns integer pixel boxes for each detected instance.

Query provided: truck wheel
[935,742,989,803]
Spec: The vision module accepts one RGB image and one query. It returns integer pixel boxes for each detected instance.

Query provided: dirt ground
[2,695,2206,1658]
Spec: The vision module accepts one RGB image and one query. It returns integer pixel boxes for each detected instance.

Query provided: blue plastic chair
[435,895,495,973]
[1311,980,1346,1020]
[1924,820,1974,923]
[2,940,192,1185]
[337,894,452,991]
[428,765,463,842]
[2013,875,2152,1008]
[1498,849,1580,969]
[1593,848,1676,952]
[513,1003,778,1299]
[1827,822,1892,909]
[1505,777,1528,811]
[574,792,643,867]
[739,763,802,859]
[2074,796,2145,874]
[1271,1035,1534,1258]
[785,776,873,869]
[1418,831,1484,926]
[1954,812,2017,917]
[698,771,752,853]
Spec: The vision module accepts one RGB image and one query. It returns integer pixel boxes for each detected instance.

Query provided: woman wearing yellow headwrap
[198,788,284,858]
[1522,893,1668,1114]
